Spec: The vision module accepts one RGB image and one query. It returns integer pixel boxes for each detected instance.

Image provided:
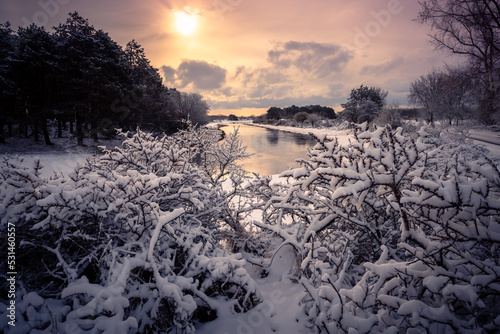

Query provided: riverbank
[207,121,354,145]
[210,121,500,157]
[247,123,354,146]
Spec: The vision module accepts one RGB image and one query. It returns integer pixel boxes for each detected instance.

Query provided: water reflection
[221,124,317,175]
[266,131,279,145]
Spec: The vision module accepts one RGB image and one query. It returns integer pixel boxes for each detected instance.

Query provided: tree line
[0,12,209,146]
[257,104,336,125]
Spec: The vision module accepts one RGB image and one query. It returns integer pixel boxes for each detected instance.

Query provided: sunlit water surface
[221,124,317,175]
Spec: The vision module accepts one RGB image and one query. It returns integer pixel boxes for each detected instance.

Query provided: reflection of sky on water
[223,124,317,175]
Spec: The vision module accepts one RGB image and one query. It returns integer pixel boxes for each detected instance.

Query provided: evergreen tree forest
[0,12,209,146]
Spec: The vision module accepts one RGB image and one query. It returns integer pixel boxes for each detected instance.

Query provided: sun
[174,10,198,36]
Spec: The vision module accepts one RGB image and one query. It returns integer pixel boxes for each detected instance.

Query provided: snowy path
[469,129,500,145]
[197,245,313,334]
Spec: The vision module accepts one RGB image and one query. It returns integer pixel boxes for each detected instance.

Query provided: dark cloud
[161,60,227,90]
[177,60,227,89]
[234,66,287,87]
[359,56,405,76]
[160,65,176,84]
[267,41,353,78]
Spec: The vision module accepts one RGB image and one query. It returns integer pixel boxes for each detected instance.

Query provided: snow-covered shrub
[172,123,281,255]
[256,124,500,332]
[0,157,57,293]
[173,123,251,185]
[1,129,261,333]
[258,124,432,266]
[0,290,71,333]
[173,124,258,236]
[0,156,46,227]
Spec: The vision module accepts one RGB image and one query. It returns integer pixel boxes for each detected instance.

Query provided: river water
[221,123,317,175]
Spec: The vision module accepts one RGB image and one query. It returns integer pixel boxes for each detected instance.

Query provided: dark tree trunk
[57,117,63,138]
[76,112,84,146]
[91,119,98,143]
[41,118,52,145]
[33,117,39,141]
[0,119,5,143]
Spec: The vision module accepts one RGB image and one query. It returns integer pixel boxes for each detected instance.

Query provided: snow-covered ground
[0,135,122,178]
[196,244,312,333]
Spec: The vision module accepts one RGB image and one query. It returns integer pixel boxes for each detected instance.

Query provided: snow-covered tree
[340,85,387,124]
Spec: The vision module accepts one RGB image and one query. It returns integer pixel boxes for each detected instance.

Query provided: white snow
[196,245,311,334]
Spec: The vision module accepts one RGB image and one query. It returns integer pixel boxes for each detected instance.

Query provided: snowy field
[0,135,123,178]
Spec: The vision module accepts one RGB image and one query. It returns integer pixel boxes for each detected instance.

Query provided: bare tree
[417,0,500,123]
[441,65,476,123]
[373,104,403,128]
[307,113,321,127]
[167,89,209,125]
[409,70,446,124]
[409,66,475,124]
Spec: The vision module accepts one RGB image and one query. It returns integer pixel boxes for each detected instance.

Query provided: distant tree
[417,0,500,124]
[441,66,476,124]
[0,22,15,143]
[271,105,336,120]
[340,85,387,123]
[14,24,59,145]
[408,70,445,125]
[167,90,209,126]
[283,105,300,118]
[373,105,403,128]
[123,40,163,129]
[308,113,321,127]
[228,114,239,121]
[317,105,336,119]
[266,106,282,120]
[252,115,266,124]
[408,67,475,125]
[54,12,98,145]
[293,111,309,124]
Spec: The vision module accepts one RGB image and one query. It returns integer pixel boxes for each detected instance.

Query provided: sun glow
[174,10,198,36]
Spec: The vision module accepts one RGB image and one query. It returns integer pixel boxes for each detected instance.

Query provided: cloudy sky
[1,0,463,116]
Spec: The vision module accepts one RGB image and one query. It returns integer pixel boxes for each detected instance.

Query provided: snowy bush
[0,157,47,227]
[0,129,261,333]
[256,124,500,332]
